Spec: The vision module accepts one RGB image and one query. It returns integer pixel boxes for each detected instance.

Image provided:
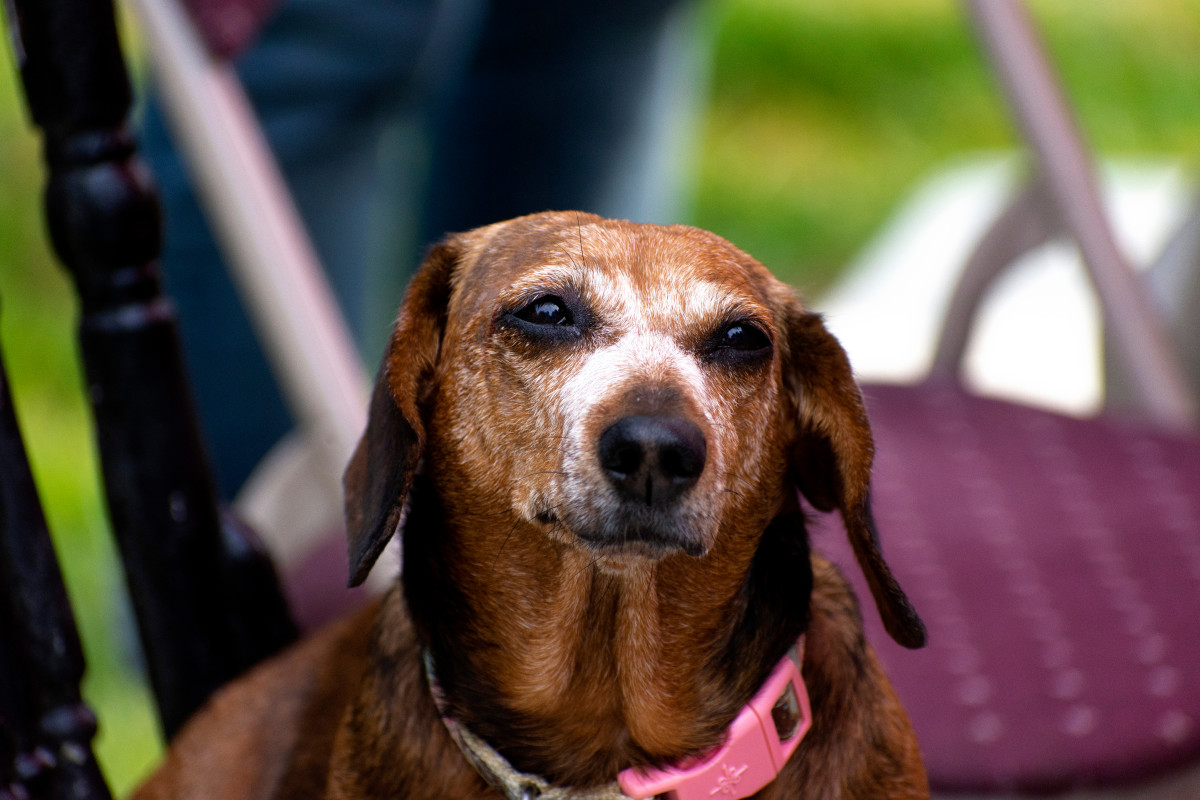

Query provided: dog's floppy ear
[783,303,927,649]
[343,241,457,587]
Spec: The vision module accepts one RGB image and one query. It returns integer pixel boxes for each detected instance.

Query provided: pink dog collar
[617,639,812,800]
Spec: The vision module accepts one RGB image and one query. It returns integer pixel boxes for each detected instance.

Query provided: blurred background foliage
[695,0,1200,289]
[0,0,1197,794]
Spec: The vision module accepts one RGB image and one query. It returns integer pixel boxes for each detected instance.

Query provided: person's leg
[140,0,442,497]
[419,0,707,245]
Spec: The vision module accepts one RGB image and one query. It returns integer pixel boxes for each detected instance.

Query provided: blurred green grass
[0,0,1197,795]
[695,0,1200,289]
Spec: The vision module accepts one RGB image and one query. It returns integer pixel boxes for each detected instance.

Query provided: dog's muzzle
[567,414,709,557]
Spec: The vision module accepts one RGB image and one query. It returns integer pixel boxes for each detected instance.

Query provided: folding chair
[814,2,1200,796]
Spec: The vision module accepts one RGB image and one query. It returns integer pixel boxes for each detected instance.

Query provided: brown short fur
[135,212,928,800]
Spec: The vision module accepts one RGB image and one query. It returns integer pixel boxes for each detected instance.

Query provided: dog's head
[344,212,924,649]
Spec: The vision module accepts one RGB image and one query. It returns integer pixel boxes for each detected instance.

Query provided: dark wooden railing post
[2,0,296,740]
[0,349,110,800]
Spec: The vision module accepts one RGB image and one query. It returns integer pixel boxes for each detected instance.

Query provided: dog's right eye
[513,295,574,327]
[500,294,584,343]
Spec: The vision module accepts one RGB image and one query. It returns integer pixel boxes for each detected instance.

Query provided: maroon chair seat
[813,382,1200,795]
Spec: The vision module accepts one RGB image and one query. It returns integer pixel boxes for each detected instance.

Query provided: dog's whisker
[489,518,523,579]
[575,211,587,267]
[516,470,568,480]
[557,243,583,271]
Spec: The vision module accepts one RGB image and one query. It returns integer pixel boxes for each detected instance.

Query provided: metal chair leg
[965,0,1196,428]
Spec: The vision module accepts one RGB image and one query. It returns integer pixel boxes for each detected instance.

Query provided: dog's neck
[400,479,813,788]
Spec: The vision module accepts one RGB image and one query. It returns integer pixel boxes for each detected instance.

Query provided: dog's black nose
[598,416,706,506]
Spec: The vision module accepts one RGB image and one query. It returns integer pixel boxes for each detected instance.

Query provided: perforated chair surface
[812,382,1200,795]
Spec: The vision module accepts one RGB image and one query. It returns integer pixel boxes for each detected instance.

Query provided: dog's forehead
[458,218,779,329]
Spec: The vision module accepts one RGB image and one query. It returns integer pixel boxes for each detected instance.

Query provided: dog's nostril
[659,441,703,481]
[605,440,645,477]
[597,416,707,506]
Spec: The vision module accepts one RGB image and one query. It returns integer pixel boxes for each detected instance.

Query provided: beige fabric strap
[423,653,637,800]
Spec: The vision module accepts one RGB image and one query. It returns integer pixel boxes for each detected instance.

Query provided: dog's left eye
[720,322,770,351]
[707,320,772,365]
[513,295,574,327]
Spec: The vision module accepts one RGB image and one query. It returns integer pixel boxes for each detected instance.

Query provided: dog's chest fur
[137,554,922,800]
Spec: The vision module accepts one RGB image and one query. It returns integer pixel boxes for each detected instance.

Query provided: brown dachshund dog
[136,212,928,800]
